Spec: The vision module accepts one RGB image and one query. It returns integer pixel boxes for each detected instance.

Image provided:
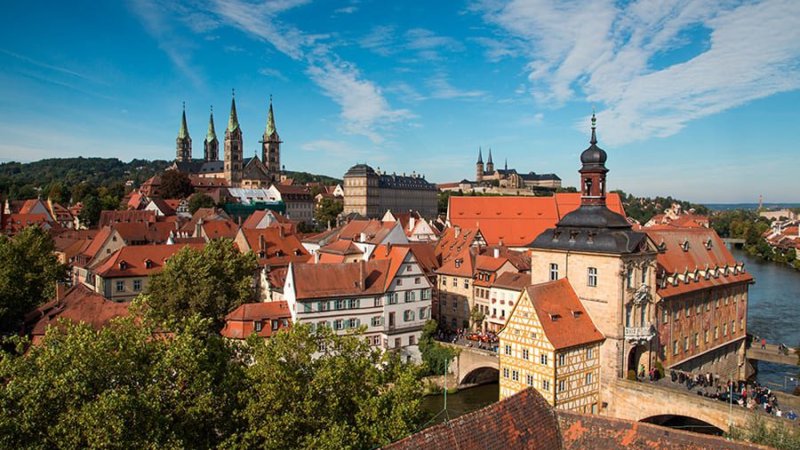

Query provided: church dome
[580,112,607,167]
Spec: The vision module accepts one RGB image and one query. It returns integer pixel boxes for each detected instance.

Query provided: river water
[420,248,800,422]
[733,248,800,392]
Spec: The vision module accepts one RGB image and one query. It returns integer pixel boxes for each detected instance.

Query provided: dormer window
[657,240,667,252]
[119,260,128,270]
[254,321,263,332]
[144,259,153,269]
[705,238,713,250]
[572,310,583,318]
[681,239,690,252]
[549,313,561,322]
[455,259,462,269]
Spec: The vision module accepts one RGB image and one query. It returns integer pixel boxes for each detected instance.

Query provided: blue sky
[1,0,798,203]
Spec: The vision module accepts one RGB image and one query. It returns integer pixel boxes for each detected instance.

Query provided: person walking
[761,338,767,350]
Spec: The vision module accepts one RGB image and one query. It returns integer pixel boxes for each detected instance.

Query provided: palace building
[342,164,437,219]
[474,147,561,189]
[171,94,283,188]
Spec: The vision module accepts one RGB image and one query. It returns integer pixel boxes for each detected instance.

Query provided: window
[522,349,529,360]
[394,338,401,348]
[540,354,548,365]
[254,321,263,332]
[503,368,510,378]
[318,321,328,330]
[526,374,534,386]
[389,293,398,305]
[406,291,416,302]
[723,323,727,336]
[672,340,678,355]
[740,319,744,332]
[504,345,512,355]
[409,335,415,346]
[558,380,566,393]
[406,265,412,272]
[585,372,593,385]
[421,289,430,300]
[694,333,699,347]
[419,307,428,320]
[549,263,559,281]
[587,348,594,359]
[334,319,343,330]
[348,299,360,309]
[662,307,669,324]
[372,336,381,346]
[542,380,550,391]
[731,320,736,334]
[641,267,647,284]
[415,277,421,284]
[133,279,142,292]
[588,267,598,287]
[319,301,329,311]
[374,297,383,307]
[452,278,457,287]
[335,300,344,310]
[463,280,469,289]
[403,310,415,322]
[512,370,519,381]
[115,280,124,292]
[441,276,447,285]
[558,353,565,366]
[626,267,633,288]
[396,279,403,286]
[714,326,719,339]
[452,299,458,311]
[304,303,312,313]
[683,337,688,351]
[371,316,382,327]
[685,303,690,317]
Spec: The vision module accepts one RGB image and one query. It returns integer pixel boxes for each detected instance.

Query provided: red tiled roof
[242,209,291,229]
[2,213,52,234]
[201,220,239,239]
[93,243,204,278]
[291,260,390,299]
[492,271,530,291]
[522,279,605,350]
[436,246,475,278]
[319,239,364,256]
[238,228,310,267]
[221,301,292,339]
[99,210,156,227]
[479,246,531,272]
[645,227,753,297]
[370,244,414,290]
[447,193,625,246]
[80,226,114,261]
[384,388,562,450]
[29,285,130,343]
[435,226,482,264]
[273,184,311,196]
[113,221,175,243]
[338,219,399,244]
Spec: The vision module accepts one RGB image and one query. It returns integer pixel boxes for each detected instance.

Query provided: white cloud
[258,67,288,81]
[477,0,800,146]
[359,25,397,56]
[427,73,486,100]
[334,6,358,15]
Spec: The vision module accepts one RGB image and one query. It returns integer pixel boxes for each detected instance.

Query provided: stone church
[171,94,282,188]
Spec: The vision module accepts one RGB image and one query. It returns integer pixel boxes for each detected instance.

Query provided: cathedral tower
[204,106,219,162]
[476,147,484,183]
[260,96,282,182]
[176,103,192,162]
[224,92,243,187]
[486,148,494,173]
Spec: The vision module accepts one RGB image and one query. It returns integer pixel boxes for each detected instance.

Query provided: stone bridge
[441,343,500,387]
[607,379,782,432]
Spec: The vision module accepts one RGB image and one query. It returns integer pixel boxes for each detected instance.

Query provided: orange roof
[370,244,413,290]
[242,209,291,229]
[403,242,440,274]
[522,279,605,350]
[99,210,156,227]
[201,220,239,239]
[2,213,52,234]
[29,285,130,342]
[221,301,292,339]
[644,227,753,297]
[436,246,475,277]
[239,228,310,267]
[447,193,625,247]
[94,243,204,278]
[80,226,114,261]
[319,239,364,256]
[435,226,483,264]
[338,219,398,244]
[291,260,390,299]
[113,221,175,243]
[491,272,529,291]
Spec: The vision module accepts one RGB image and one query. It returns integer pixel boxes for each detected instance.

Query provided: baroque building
[342,164,437,219]
[474,147,561,189]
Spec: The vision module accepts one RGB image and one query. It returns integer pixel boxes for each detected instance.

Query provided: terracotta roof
[384,388,563,450]
[447,193,625,247]
[127,191,146,210]
[436,246,475,278]
[242,209,291,229]
[98,210,156,227]
[113,221,175,243]
[475,254,508,272]
[521,279,605,350]
[180,207,230,232]
[273,184,312,197]
[93,243,204,278]
[266,266,288,289]
[645,227,753,297]
[148,198,177,216]
[189,176,228,188]
[221,301,292,339]
[402,242,440,275]
[238,228,310,267]
[28,285,130,343]
[201,220,239,239]
[338,219,400,244]
[80,226,114,261]
[2,213,52,234]
[319,239,364,256]
[480,246,531,271]
[435,226,483,264]
[290,260,390,299]
[370,244,415,290]
[492,271,530,291]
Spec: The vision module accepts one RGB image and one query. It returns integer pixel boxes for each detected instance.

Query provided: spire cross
[590,110,598,145]
[232,88,235,98]
[182,101,185,111]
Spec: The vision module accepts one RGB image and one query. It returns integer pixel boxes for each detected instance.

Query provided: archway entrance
[641,415,724,435]
[627,345,648,376]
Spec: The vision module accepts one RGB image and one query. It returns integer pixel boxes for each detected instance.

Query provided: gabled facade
[499,279,604,414]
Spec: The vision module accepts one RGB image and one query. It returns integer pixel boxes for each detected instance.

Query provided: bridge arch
[460,367,499,386]
[640,414,724,435]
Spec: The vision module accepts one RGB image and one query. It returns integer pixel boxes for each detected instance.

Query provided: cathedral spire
[487,148,493,165]
[178,102,189,139]
[206,105,217,142]
[477,147,483,164]
[266,95,277,137]
[227,89,240,133]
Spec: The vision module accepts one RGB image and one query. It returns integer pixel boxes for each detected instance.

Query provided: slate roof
[529,205,648,254]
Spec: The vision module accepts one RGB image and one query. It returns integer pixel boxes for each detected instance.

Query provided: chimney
[386,242,392,256]
[259,234,266,251]
[409,216,416,231]
[279,225,284,238]
[454,225,461,238]
[314,251,320,264]
[55,281,66,302]
[493,247,500,258]
[359,259,366,291]
[359,232,367,243]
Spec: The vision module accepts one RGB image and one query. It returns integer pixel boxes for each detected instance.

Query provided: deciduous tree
[159,170,194,199]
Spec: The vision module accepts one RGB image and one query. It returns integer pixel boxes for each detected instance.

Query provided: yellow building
[499,279,604,413]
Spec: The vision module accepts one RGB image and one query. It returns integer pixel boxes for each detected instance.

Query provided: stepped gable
[384,388,563,450]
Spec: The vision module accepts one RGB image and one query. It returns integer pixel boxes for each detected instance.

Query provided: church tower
[260,96,282,182]
[224,92,243,187]
[476,147,484,183]
[176,103,192,162]
[204,106,219,162]
[486,148,494,173]
[579,112,608,207]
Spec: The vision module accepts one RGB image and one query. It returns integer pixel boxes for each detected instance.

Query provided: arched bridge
[441,343,499,387]
[608,379,783,432]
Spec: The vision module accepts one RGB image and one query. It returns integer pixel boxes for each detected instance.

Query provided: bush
[627,370,638,381]
[654,361,665,379]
